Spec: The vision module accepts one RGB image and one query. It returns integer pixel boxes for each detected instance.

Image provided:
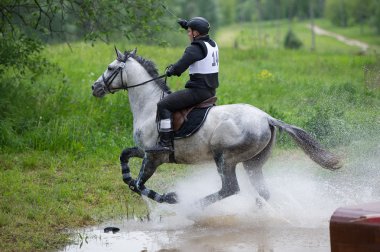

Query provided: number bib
[189,42,219,74]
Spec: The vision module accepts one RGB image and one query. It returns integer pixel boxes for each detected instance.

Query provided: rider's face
[187,28,200,42]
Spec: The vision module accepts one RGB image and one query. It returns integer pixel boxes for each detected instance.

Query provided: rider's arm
[169,42,207,77]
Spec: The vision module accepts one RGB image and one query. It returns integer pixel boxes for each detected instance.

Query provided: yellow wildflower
[257,69,273,79]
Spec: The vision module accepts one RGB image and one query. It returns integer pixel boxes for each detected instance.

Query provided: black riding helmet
[177,17,210,35]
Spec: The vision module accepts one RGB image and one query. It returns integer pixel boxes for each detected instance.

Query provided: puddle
[63,220,328,252]
[62,141,380,252]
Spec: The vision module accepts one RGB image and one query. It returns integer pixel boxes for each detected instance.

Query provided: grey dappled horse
[92,48,341,207]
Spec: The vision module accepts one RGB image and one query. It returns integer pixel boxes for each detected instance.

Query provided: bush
[284,29,303,49]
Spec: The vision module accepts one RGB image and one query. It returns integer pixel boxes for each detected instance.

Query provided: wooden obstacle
[330,202,380,252]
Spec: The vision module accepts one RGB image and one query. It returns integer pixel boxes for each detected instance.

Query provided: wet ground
[62,141,380,252]
[63,219,329,252]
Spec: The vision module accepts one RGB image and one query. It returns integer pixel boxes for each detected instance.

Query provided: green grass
[1,20,380,251]
[0,151,187,251]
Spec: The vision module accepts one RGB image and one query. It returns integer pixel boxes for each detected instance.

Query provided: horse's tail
[268,117,342,170]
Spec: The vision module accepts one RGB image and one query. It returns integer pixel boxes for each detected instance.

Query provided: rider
[146,17,219,153]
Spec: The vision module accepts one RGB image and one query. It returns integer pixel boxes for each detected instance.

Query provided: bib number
[212,51,219,66]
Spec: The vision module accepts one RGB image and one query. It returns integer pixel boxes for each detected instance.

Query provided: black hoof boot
[161,192,178,204]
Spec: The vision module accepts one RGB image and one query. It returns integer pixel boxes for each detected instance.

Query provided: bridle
[101,58,167,94]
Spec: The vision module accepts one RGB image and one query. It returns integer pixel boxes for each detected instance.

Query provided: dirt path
[308,24,369,53]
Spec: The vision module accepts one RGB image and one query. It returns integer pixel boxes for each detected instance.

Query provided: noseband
[101,61,127,94]
[101,59,167,94]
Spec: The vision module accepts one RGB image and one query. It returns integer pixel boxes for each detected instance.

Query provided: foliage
[284,29,303,49]
[219,0,237,25]
[0,0,165,43]
[326,0,350,27]
[370,0,380,34]
[325,0,380,33]
[175,0,220,29]
[0,0,167,96]
[235,0,254,22]
[0,0,171,153]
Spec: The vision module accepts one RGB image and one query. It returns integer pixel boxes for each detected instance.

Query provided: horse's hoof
[259,190,270,201]
[128,180,141,194]
[256,197,269,209]
[162,192,178,204]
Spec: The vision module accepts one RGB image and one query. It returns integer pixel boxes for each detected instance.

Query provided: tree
[369,0,380,34]
[219,0,236,25]
[236,0,254,22]
[310,0,316,51]
[326,0,350,27]
[349,0,371,34]
[0,0,166,77]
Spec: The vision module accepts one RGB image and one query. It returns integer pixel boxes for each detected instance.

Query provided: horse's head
[92,47,137,97]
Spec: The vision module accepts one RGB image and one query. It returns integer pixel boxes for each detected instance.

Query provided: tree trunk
[309,0,316,51]
[255,0,262,47]
[275,0,281,47]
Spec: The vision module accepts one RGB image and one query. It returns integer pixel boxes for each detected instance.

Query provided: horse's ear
[129,48,137,57]
[114,46,123,59]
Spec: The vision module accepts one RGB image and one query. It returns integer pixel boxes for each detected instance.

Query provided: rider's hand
[177,19,188,30]
[166,65,175,77]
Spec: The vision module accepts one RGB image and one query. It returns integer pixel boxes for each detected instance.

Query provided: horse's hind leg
[199,153,239,208]
[243,126,276,201]
[243,156,270,201]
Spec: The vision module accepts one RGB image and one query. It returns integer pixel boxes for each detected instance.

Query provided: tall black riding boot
[145,131,174,153]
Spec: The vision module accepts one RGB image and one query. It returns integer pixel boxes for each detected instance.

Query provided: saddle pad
[174,107,213,139]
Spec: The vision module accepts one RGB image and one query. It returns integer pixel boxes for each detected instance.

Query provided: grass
[0,151,139,251]
[1,20,380,251]
[0,150,187,251]
[217,19,371,54]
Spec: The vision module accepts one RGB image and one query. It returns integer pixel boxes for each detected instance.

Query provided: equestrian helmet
[178,17,210,35]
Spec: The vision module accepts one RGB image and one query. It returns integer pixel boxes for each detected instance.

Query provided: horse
[91,47,341,207]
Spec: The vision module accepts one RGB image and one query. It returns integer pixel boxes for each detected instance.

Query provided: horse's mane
[127,52,171,93]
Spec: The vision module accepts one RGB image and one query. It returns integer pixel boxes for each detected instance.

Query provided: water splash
[150,141,379,229]
[62,140,380,252]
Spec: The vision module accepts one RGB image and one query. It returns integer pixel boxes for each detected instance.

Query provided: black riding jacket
[170,35,219,89]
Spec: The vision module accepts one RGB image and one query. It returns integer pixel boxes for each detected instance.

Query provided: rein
[125,74,167,89]
[102,60,167,94]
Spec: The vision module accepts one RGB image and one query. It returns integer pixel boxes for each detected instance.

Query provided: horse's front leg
[134,154,178,204]
[120,147,144,188]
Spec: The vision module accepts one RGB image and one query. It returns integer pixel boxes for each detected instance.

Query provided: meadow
[0,21,379,251]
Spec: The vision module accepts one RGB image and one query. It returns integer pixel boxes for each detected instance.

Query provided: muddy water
[62,141,380,252]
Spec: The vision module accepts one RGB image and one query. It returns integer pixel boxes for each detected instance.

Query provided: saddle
[173,96,217,133]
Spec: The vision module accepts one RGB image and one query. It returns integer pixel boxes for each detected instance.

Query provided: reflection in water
[62,221,328,252]
[62,141,380,252]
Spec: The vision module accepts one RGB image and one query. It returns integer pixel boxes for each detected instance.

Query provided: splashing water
[62,140,380,252]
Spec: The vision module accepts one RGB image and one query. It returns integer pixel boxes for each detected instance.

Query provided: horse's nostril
[92,85,94,90]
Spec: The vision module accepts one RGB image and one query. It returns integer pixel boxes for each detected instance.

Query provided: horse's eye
[108,66,113,71]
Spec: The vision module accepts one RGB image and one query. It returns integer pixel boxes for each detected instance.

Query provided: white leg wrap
[159,119,172,131]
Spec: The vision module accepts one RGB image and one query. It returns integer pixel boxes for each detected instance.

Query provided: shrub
[284,29,303,49]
